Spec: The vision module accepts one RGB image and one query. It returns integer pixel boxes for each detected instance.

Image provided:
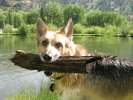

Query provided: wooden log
[10,50,133,79]
[10,50,102,74]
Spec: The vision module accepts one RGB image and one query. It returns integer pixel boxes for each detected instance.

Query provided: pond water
[1,35,133,58]
[0,35,133,99]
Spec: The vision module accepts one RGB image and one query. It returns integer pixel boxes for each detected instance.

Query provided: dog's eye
[55,42,63,48]
[42,39,49,46]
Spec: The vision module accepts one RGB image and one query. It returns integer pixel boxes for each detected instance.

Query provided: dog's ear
[65,18,73,40]
[36,18,47,36]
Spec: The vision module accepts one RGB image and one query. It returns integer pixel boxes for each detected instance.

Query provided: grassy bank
[6,87,59,100]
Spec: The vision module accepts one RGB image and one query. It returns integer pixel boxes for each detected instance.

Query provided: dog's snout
[43,54,52,61]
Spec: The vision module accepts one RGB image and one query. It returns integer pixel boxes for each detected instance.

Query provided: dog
[36,18,90,99]
[36,18,133,100]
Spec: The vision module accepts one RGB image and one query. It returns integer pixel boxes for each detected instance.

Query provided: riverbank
[1,33,133,38]
[1,5,133,37]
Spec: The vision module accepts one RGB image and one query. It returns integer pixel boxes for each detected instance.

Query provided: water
[0,35,133,99]
[0,35,50,100]
[74,36,133,59]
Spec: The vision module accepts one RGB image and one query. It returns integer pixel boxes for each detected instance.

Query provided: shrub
[104,25,120,36]
[74,23,85,34]
[63,4,85,24]
[47,23,58,31]
[26,11,39,24]
[40,2,63,26]
[18,24,30,35]
[85,11,128,27]
[5,11,25,28]
[3,24,14,33]
[29,24,36,33]
[83,26,105,35]
[14,12,24,28]
[0,13,6,28]
[5,11,14,26]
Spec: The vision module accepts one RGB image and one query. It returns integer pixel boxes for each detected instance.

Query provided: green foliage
[73,24,122,36]
[4,11,24,28]
[74,23,85,34]
[0,4,132,36]
[63,4,85,24]
[3,24,15,33]
[0,13,6,28]
[5,11,14,26]
[18,24,30,35]
[29,24,36,33]
[104,25,120,36]
[47,23,58,31]
[40,2,63,26]
[85,11,128,27]
[26,11,39,24]
[83,26,105,35]
[13,12,24,28]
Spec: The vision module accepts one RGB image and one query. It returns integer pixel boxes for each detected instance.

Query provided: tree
[40,1,63,26]
[26,11,39,24]
[63,4,85,24]
[0,13,6,28]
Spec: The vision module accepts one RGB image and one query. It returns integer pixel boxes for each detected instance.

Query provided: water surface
[0,35,133,99]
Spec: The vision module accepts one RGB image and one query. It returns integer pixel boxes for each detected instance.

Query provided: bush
[0,13,6,28]
[63,4,85,24]
[3,24,15,33]
[14,12,24,28]
[5,11,25,28]
[18,24,30,35]
[83,26,105,35]
[104,25,120,36]
[28,24,36,33]
[74,23,85,34]
[26,11,39,24]
[47,23,58,31]
[40,2,63,26]
[5,11,14,26]
[85,11,128,27]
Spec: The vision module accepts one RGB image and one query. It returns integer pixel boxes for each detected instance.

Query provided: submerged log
[10,50,133,79]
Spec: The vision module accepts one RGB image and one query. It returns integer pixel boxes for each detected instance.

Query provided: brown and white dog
[36,18,90,99]
[36,18,133,100]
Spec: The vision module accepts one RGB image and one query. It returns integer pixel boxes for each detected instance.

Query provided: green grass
[6,87,59,100]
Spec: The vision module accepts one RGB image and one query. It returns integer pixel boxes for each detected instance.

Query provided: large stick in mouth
[10,50,133,79]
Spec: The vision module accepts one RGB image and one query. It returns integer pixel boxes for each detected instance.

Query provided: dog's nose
[43,54,52,61]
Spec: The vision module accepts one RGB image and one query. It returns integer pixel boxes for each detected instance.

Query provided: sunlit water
[0,35,133,100]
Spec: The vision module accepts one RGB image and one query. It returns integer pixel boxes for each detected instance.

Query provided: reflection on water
[0,35,37,54]
[0,35,133,100]
[1,35,133,58]
[74,36,133,59]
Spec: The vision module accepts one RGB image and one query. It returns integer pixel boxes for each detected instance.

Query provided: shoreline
[0,33,133,37]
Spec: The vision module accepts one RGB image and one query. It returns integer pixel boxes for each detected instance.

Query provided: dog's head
[36,18,76,62]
